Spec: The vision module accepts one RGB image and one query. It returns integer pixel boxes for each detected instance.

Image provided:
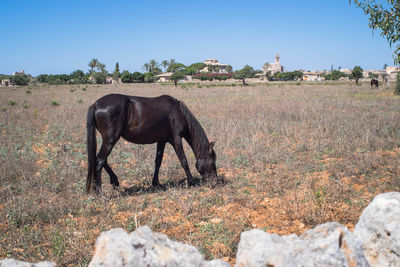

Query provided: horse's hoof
[186,181,195,188]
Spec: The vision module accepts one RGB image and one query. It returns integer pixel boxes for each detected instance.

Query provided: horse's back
[98,94,185,144]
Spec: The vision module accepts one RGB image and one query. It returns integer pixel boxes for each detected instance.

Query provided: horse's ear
[209,141,215,154]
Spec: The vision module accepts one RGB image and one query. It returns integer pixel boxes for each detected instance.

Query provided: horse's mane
[179,101,210,157]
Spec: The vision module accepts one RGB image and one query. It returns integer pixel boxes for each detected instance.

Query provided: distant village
[1,53,399,86]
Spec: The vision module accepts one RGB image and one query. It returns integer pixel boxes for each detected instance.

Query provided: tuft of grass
[26,90,31,94]
[51,101,60,106]
[78,99,83,104]
[82,87,87,91]
[8,100,17,106]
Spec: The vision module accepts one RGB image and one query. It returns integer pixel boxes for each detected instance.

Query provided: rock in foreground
[354,192,400,267]
[235,222,369,267]
[3,192,400,267]
[88,226,229,267]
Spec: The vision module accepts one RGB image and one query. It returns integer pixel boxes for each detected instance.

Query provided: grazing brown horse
[86,94,219,194]
[370,78,379,89]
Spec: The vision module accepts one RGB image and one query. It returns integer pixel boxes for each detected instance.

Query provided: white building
[302,71,326,81]
[201,59,229,73]
[386,66,400,79]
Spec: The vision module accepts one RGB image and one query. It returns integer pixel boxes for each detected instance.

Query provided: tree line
[0,58,377,86]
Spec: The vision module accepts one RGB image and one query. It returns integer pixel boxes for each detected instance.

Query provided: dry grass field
[1,81,400,266]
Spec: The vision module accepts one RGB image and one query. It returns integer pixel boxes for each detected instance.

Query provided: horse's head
[196,141,218,181]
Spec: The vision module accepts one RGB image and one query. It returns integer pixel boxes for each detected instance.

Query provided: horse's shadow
[114,175,226,197]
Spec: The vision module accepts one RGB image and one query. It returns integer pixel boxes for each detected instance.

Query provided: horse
[86,94,220,194]
[370,78,379,89]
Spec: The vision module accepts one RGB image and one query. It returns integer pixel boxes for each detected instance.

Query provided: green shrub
[51,101,60,106]
[132,72,144,82]
[36,74,48,83]
[11,74,30,86]
[92,72,106,84]
[8,100,17,106]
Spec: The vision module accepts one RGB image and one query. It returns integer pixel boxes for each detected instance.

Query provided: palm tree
[148,59,160,73]
[142,63,150,72]
[97,62,106,73]
[161,60,169,72]
[168,58,176,68]
[89,58,99,73]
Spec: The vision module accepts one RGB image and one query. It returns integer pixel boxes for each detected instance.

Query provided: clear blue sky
[0,0,395,76]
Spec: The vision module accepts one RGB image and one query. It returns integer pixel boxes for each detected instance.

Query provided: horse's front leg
[171,138,195,186]
[152,142,166,187]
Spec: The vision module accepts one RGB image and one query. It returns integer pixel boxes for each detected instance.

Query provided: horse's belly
[122,127,169,144]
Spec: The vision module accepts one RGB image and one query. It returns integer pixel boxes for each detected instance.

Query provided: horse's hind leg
[152,142,166,187]
[104,161,119,188]
[94,139,118,193]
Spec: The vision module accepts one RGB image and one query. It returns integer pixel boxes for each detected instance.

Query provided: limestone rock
[0,259,54,267]
[235,222,369,267]
[88,226,229,267]
[354,192,400,267]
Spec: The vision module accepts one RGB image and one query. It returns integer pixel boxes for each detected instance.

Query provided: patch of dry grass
[0,82,399,265]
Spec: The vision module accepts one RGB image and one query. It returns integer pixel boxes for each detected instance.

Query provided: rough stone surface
[0,259,54,267]
[88,226,229,267]
[235,222,369,267]
[354,192,400,267]
[3,192,400,267]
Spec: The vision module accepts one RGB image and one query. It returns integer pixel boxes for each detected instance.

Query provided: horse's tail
[86,104,97,193]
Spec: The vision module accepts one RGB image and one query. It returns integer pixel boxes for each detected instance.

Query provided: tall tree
[351,0,400,64]
[182,63,206,75]
[234,65,256,85]
[161,60,169,71]
[167,63,186,73]
[142,60,162,74]
[168,58,177,68]
[148,59,160,73]
[97,62,106,73]
[142,63,150,72]
[88,58,106,83]
[350,66,364,84]
[89,58,99,73]
[113,62,120,79]
[170,71,185,86]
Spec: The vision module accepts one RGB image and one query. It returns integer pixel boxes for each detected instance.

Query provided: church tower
[275,53,280,63]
